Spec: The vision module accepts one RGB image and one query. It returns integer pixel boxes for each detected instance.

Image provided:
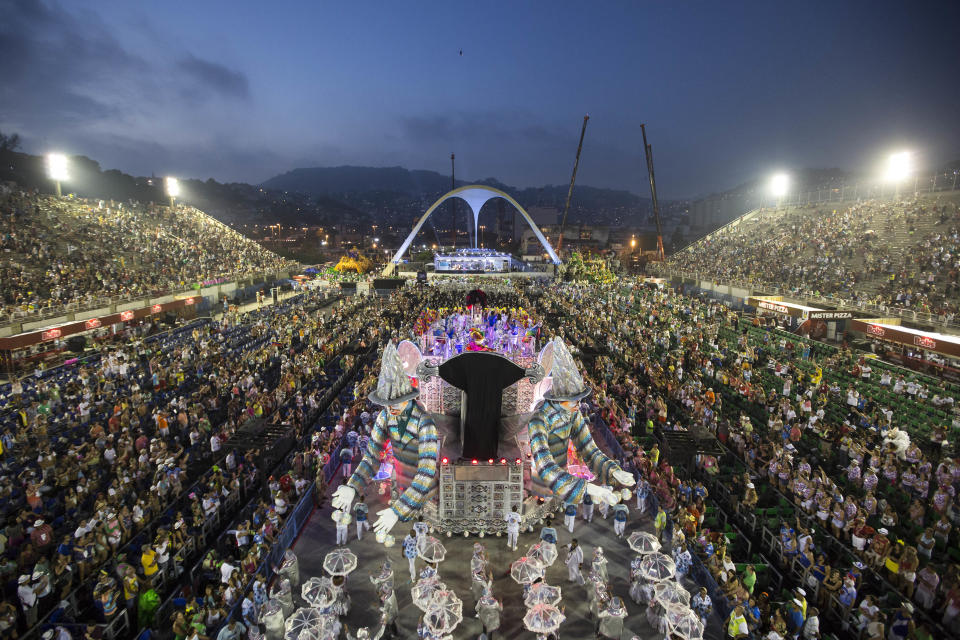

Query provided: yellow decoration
[334,251,373,274]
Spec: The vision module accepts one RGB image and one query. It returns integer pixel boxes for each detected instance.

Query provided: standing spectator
[122,566,140,620]
[726,604,748,639]
[17,575,37,628]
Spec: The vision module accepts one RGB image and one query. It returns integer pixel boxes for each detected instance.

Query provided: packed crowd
[6,272,959,640]
[662,196,960,319]
[538,280,959,639]
[0,189,291,322]
[0,286,402,640]
[202,279,959,640]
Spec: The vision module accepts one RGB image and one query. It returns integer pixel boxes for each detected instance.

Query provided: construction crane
[556,115,590,253]
[641,123,665,261]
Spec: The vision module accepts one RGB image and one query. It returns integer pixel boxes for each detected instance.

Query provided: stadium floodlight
[46,153,69,197]
[769,173,790,198]
[165,177,180,208]
[885,151,912,183]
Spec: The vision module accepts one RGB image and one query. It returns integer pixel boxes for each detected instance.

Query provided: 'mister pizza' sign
[758,301,790,314]
[808,311,853,320]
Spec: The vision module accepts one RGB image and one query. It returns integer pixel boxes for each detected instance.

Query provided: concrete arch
[389,185,561,266]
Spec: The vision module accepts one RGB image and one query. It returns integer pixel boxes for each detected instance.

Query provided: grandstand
[0,190,294,325]
[659,193,960,326]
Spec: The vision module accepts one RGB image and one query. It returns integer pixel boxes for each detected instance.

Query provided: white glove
[586,483,620,506]
[331,485,356,512]
[373,508,399,536]
[612,469,636,487]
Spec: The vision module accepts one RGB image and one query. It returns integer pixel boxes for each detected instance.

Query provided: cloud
[0,0,251,150]
[397,111,647,192]
[178,54,250,100]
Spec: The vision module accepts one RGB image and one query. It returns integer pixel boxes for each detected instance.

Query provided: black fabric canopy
[438,352,526,459]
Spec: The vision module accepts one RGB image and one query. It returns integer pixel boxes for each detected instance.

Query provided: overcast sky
[1,0,958,199]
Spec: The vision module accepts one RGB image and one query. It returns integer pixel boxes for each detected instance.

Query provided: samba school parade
[311,286,646,640]
[7,5,958,639]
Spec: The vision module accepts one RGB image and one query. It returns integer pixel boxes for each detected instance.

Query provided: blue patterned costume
[346,402,439,521]
[528,400,621,503]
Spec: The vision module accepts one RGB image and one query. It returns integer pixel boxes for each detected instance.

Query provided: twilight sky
[1,0,958,199]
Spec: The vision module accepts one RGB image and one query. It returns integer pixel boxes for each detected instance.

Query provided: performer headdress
[369,342,419,406]
[544,338,591,401]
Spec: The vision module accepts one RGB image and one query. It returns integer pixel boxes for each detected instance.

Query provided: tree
[0,130,21,151]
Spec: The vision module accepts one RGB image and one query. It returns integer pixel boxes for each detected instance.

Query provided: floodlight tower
[885,151,913,198]
[165,177,180,209]
[770,173,790,208]
[46,153,69,197]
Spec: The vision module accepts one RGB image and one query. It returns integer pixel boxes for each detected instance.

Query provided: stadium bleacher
[0,190,293,324]
[663,194,960,322]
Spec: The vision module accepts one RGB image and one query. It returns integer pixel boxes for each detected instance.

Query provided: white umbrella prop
[322,548,358,576]
[510,556,545,585]
[284,607,323,638]
[524,583,562,607]
[522,603,566,634]
[301,577,335,609]
[285,628,320,640]
[639,552,676,581]
[424,589,463,634]
[411,577,447,611]
[316,614,340,640]
[653,580,691,607]
[627,531,661,555]
[664,604,705,640]
[261,600,286,640]
[417,536,447,563]
[526,541,558,567]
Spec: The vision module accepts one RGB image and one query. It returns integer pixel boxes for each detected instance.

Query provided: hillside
[0,149,363,228]
[261,165,657,226]
[263,165,459,196]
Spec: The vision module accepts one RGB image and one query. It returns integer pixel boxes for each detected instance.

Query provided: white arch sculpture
[389,185,561,266]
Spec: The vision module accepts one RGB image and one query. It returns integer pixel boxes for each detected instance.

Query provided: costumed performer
[332,343,439,536]
[527,338,635,506]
